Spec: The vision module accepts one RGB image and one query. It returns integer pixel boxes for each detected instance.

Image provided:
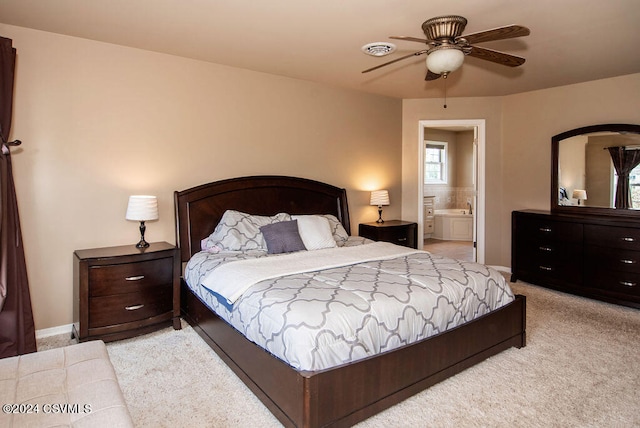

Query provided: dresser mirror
[552,123,640,218]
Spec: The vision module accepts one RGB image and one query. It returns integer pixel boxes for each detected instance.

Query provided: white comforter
[185,241,514,371]
[202,242,420,304]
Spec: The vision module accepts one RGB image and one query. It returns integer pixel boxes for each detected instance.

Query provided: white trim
[488,265,512,275]
[36,323,73,339]
[418,119,486,264]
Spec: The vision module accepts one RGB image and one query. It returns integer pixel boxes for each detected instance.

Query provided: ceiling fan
[362,15,530,81]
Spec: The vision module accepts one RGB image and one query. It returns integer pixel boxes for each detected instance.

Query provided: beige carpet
[40,281,640,427]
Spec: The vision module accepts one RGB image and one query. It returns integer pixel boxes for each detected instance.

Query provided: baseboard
[488,265,511,274]
[36,323,73,339]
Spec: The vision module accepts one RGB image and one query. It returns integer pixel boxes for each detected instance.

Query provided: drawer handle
[539,227,552,233]
[539,266,553,271]
[125,275,145,281]
[539,246,553,252]
[621,237,636,242]
[398,238,407,241]
[620,281,637,287]
[620,259,637,265]
[125,304,145,311]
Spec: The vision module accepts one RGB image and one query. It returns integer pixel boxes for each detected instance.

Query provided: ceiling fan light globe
[426,47,465,75]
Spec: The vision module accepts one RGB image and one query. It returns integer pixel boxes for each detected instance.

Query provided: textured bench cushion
[0,340,133,427]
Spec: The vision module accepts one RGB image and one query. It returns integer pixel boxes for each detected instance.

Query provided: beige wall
[4,23,639,331]
[1,25,402,330]
[500,74,640,265]
[402,97,504,262]
[403,74,640,267]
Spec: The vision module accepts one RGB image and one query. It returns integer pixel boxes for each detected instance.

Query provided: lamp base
[135,221,150,248]
[135,239,150,249]
[376,207,384,223]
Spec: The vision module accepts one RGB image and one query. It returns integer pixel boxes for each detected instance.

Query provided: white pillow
[292,215,337,250]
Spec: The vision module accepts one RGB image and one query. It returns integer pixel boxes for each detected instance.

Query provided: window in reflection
[622,163,640,208]
[558,133,640,209]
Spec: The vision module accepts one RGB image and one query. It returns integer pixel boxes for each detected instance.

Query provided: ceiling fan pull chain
[443,77,448,108]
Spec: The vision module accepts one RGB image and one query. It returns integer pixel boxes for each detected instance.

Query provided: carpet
[51,280,640,427]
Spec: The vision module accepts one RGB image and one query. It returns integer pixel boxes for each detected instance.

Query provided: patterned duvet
[184,239,514,371]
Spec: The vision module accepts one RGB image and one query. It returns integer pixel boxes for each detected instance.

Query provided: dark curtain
[608,146,640,209]
[0,36,36,357]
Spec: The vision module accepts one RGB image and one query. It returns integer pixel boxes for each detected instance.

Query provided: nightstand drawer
[376,228,412,245]
[89,286,172,328]
[89,257,173,297]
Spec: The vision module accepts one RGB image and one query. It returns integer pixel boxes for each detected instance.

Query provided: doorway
[418,119,486,263]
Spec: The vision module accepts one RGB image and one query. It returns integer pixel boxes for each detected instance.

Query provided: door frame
[418,119,486,263]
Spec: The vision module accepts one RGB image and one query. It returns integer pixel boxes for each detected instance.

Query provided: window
[425,141,447,184]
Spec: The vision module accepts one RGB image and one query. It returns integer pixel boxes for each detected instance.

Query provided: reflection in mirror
[552,124,640,218]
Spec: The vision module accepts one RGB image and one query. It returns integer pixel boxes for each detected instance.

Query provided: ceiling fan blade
[467,45,526,67]
[389,35,430,44]
[459,25,530,44]
[425,70,441,81]
[361,49,428,73]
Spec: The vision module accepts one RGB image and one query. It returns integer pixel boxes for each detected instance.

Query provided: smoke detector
[361,42,396,57]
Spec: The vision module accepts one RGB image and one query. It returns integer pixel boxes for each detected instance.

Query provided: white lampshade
[426,46,465,75]
[126,195,159,221]
[370,190,390,206]
[572,189,587,200]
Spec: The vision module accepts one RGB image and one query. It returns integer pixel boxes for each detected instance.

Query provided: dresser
[512,210,639,309]
[73,242,181,342]
[359,220,418,249]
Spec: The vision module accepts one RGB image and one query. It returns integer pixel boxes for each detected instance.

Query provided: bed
[174,175,526,428]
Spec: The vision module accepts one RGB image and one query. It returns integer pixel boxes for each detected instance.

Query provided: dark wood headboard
[174,175,351,262]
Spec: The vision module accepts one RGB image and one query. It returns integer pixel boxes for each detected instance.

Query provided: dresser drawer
[584,225,640,250]
[89,286,173,328]
[587,271,640,297]
[585,246,640,274]
[517,241,582,266]
[518,218,583,244]
[517,244,582,283]
[89,257,173,297]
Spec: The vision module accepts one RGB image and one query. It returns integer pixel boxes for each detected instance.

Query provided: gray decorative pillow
[321,214,350,246]
[201,210,291,252]
[260,220,307,254]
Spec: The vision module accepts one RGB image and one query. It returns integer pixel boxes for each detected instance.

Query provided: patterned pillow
[321,214,350,246]
[260,220,307,254]
[201,210,291,252]
[292,215,337,250]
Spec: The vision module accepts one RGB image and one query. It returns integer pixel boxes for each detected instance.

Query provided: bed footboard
[182,281,526,428]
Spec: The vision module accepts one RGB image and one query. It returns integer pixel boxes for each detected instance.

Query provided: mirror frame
[551,123,640,218]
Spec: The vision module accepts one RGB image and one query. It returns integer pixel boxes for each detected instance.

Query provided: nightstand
[73,241,180,342]
[359,220,418,249]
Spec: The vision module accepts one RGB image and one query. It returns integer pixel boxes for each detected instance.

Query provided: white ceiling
[1,0,639,99]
